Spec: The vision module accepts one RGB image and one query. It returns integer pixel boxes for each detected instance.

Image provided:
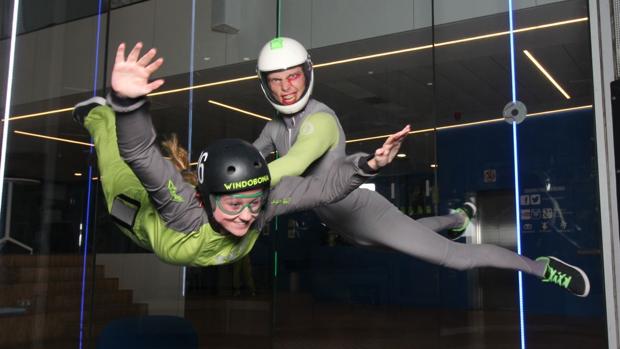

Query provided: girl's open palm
[111,42,165,98]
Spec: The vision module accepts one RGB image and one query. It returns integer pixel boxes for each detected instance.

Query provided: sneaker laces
[542,265,572,289]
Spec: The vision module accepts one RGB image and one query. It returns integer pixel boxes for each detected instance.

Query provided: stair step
[0,254,152,347]
[0,277,120,294]
[0,254,93,268]
[0,303,149,346]
[0,289,135,313]
[0,265,105,284]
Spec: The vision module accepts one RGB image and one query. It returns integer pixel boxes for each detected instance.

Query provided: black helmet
[197,139,271,199]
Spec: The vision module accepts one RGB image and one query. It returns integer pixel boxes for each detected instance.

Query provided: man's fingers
[394,125,410,140]
[385,125,411,145]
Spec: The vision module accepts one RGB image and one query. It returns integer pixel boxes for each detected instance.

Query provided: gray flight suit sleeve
[253,122,276,158]
[107,92,206,233]
[260,154,376,221]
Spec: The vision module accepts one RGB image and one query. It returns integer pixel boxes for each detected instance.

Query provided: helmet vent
[254,161,262,168]
[226,166,236,174]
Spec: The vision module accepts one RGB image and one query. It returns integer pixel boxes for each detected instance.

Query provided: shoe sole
[463,201,477,217]
[74,96,106,110]
[73,96,106,123]
[549,256,590,297]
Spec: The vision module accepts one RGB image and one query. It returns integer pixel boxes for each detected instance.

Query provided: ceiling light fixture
[8,107,74,122]
[13,130,93,147]
[313,17,587,69]
[347,105,592,143]
[523,49,571,99]
[12,105,593,163]
[148,75,257,97]
[208,100,272,121]
[208,98,592,143]
[7,17,588,122]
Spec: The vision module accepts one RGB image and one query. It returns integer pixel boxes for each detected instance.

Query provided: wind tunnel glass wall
[434,0,605,348]
[0,0,609,349]
[273,0,606,348]
[514,0,604,346]
[0,0,108,348]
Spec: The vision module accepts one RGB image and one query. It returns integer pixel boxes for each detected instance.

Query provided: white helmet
[257,37,314,115]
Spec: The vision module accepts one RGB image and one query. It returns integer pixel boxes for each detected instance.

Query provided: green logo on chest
[167,180,184,203]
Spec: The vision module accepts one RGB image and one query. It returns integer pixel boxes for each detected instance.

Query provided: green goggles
[215,191,265,216]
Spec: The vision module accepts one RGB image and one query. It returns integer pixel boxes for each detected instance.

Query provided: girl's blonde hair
[161,134,198,186]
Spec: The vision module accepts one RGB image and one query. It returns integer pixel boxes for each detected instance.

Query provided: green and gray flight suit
[85,96,376,267]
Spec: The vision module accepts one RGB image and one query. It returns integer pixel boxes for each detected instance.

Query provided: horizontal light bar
[315,17,588,69]
[347,105,592,143]
[435,117,504,131]
[527,104,591,116]
[208,100,272,121]
[13,105,593,167]
[149,75,257,97]
[523,49,571,99]
[7,17,588,122]
[314,45,433,68]
[13,130,93,147]
[21,104,584,148]
[435,17,587,48]
[347,127,435,143]
[8,107,74,122]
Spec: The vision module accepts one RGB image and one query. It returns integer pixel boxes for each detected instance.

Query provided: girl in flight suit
[73,42,408,267]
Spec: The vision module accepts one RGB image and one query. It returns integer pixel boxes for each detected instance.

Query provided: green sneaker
[73,96,106,125]
[447,202,476,240]
[537,256,590,297]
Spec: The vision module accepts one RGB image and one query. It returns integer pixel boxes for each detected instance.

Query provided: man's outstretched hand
[367,124,411,170]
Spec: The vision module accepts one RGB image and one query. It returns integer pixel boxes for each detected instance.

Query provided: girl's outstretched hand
[111,42,165,98]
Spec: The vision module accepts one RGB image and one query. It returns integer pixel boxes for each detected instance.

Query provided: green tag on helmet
[270,37,284,49]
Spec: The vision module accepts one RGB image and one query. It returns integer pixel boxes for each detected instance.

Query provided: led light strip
[346,105,593,143]
[13,130,93,147]
[79,1,104,347]
[208,100,272,121]
[0,0,21,223]
[208,100,591,143]
[507,1,526,348]
[523,50,571,99]
[148,75,257,97]
[6,17,588,122]
[8,107,74,121]
[13,105,592,149]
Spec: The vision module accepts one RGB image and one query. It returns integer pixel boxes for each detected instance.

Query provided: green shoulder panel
[267,112,339,186]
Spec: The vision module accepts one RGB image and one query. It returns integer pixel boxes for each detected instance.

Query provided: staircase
[0,254,148,348]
